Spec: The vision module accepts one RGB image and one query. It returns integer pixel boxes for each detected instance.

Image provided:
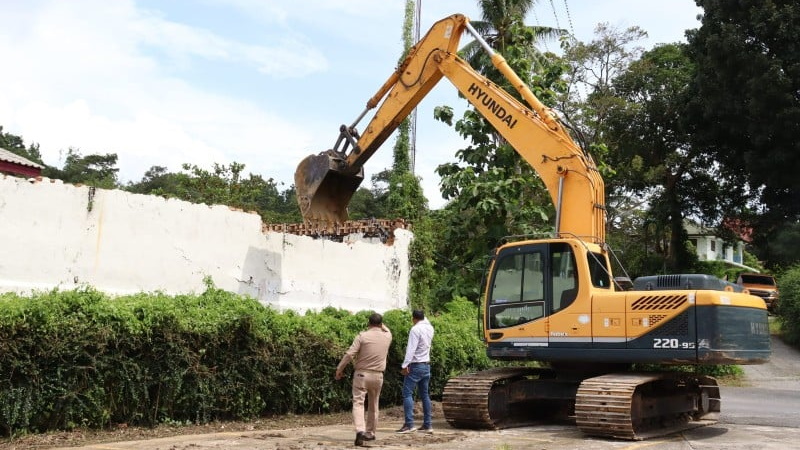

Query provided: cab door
[485,244,549,345]
[546,242,591,348]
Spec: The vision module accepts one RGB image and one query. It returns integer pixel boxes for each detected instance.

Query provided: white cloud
[0,0,703,211]
[217,0,403,24]
[0,0,321,186]
[131,8,328,78]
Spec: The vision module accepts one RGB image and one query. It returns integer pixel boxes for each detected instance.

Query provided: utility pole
[410,0,421,173]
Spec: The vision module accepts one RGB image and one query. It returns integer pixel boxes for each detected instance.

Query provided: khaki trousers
[352,370,384,433]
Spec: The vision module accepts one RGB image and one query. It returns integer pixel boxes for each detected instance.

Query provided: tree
[347,173,390,220]
[0,125,44,165]
[431,0,565,302]
[688,0,800,266]
[765,223,800,271]
[343,1,428,222]
[461,0,564,79]
[43,148,120,189]
[125,163,301,223]
[126,165,182,196]
[384,0,428,222]
[558,25,657,275]
[559,23,647,150]
[603,44,717,272]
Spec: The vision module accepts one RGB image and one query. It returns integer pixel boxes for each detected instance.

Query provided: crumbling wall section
[0,175,410,313]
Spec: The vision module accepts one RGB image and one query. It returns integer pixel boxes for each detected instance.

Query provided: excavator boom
[294,14,605,242]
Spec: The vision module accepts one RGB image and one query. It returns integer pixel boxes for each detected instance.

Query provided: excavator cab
[294,149,364,224]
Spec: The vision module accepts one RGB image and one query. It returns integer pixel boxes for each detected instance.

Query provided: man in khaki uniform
[335,312,392,447]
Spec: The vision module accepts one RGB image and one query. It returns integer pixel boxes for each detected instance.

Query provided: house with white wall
[685,221,758,271]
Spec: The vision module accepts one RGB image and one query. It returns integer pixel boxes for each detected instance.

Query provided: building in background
[685,221,758,272]
[0,148,43,178]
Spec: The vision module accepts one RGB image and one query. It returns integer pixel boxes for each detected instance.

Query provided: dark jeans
[402,363,431,428]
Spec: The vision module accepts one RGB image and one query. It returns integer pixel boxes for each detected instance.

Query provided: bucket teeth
[294,151,364,224]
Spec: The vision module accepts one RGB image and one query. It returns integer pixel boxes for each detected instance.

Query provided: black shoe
[363,432,376,441]
[355,431,367,446]
[419,425,434,434]
[396,425,417,433]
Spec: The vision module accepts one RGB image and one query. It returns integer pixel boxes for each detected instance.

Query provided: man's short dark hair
[368,313,383,326]
[412,310,424,320]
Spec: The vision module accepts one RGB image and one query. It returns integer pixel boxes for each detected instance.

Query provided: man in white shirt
[396,309,435,434]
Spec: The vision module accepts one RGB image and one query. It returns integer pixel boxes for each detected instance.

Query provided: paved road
[720,386,800,428]
[741,332,800,390]
[719,334,800,429]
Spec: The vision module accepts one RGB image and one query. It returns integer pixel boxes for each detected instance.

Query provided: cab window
[487,244,588,329]
[551,244,578,312]
[588,252,611,288]
[489,252,545,328]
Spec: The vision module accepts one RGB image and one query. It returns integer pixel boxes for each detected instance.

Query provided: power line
[548,0,562,30]
[562,0,576,37]
[531,6,550,53]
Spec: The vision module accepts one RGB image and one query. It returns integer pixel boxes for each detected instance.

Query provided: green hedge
[777,265,800,346]
[0,288,491,436]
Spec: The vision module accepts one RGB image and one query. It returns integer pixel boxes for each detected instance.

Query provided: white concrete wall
[0,175,410,313]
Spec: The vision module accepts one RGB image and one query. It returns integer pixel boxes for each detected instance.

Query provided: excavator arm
[295,14,606,243]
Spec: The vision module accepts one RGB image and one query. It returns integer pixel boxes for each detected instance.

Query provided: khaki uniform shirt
[337,326,392,373]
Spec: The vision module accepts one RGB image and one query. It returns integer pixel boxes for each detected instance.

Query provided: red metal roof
[0,147,44,177]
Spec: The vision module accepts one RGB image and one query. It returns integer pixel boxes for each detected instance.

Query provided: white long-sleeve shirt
[401,318,434,368]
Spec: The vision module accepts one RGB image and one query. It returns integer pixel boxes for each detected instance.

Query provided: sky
[0,0,703,209]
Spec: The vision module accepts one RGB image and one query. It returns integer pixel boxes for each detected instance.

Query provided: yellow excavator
[294,14,771,440]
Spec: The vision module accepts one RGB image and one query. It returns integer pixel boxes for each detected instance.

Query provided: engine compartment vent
[630,294,687,311]
[632,273,743,292]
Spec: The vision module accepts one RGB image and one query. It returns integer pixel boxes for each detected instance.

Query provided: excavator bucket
[294,150,364,224]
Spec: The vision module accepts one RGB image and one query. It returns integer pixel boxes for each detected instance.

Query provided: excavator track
[442,367,559,429]
[444,369,720,441]
[575,372,720,440]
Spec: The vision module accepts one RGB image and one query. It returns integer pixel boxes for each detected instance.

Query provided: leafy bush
[777,265,800,346]
[0,288,491,437]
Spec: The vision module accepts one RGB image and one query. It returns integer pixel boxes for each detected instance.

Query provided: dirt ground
[2,332,797,450]
[0,399,446,449]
